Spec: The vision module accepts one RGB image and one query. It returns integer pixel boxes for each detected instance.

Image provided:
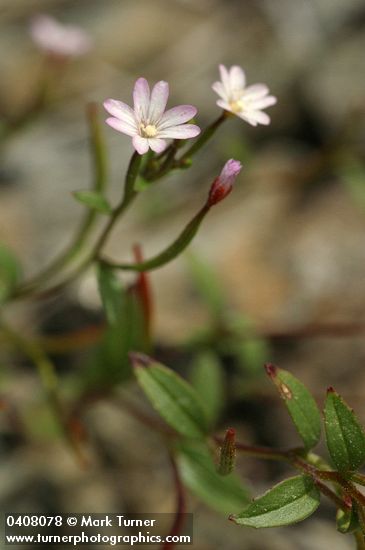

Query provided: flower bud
[217,427,236,476]
[207,159,242,206]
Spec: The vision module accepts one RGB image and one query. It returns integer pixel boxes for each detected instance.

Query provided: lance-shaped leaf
[133,354,208,438]
[265,364,321,450]
[324,387,365,472]
[176,440,250,514]
[231,475,320,528]
[73,190,112,214]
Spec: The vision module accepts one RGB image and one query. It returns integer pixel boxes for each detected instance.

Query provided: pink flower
[104,78,200,155]
[212,65,277,126]
[30,14,92,57]
[208,159,242,206]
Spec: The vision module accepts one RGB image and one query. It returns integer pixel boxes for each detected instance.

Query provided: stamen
[140,123,158,138]
[229,99,245,113]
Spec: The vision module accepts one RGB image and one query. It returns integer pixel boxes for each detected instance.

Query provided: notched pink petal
[149,81,169,123]
[132,135,149,155]
[148,138,167,153]
[159,105,197,129]
[103,99,136,125]
[133,78,150,121]
[105,117,137,136]
[159,124,200,139]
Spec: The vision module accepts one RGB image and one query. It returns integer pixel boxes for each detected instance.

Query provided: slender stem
[214,436,290,462]
[91,151,141,260]
[176,112,228,166]
[100,203,210,272]
[161,453,186,550]
[12,152,142,301]
[145,142,178,182]
[132,244,153,345]
[12,103,108,299]
[216,435,360,511]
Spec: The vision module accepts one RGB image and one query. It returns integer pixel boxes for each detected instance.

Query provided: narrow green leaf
[231,475,320,528]
[190,351,224,427]
[73,190,112,214]
[265,364,321,450]
[83,268,149,389]
[0,244,22,302]
[133,354,208,438]
[97,263,123,325]
[176,440,250,514]
[324,387,365,472]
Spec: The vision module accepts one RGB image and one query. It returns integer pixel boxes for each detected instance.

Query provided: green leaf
[83,268,149,390]
[97,263,124,325]
[337,506,359,534]
[190,351,224,427]
[73,190,112,214]
[176,440,250,514]
[231,475,320,528]
[133,355,208,438]
[0,244,22,302]
[324,388,365,472]
[265,365,321,450]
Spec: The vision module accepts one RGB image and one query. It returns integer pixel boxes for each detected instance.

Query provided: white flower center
[229,98,245,113]
[140,123,158,138]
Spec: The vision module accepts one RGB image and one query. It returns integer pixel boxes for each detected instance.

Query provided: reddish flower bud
[217,427,236,476]
[207,159,242,206]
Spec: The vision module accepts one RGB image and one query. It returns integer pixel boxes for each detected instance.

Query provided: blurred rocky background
[1,0,365,548]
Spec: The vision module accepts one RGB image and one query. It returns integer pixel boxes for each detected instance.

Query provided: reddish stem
[132,243,153,340]
[161,453,186,550]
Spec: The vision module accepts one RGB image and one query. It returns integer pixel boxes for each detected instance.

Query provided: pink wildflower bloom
[212,64,277,126]
[208,159,242,206]
[30,14,92,57]
[104,78,200,155]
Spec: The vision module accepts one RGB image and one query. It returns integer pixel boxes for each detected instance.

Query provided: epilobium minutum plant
[1,44,365,549]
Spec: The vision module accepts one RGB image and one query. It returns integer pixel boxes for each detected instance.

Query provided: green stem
[100,203,210,272]
[224,437,354,511]
[12,104,108,299]
[176,111,228,167]
[142,112,228,181]
[91,151,141,259]
[15,152,142,300]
